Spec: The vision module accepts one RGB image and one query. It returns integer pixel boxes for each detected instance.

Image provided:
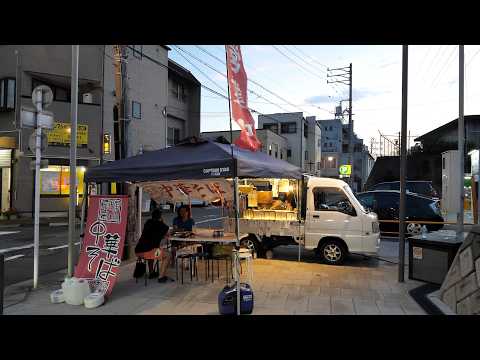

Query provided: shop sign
[46,122,88,147]
[74,195,128,296]
[141,179,234,203]
[339,164,352,176]
[413,246,423,260]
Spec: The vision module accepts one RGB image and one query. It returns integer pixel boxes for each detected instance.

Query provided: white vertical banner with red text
[225,45,262,151]
[75,195,128,296]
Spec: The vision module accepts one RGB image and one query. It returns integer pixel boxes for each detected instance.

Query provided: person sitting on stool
[135,209,173,282]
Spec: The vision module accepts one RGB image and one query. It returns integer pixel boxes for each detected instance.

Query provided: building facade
[317,118,343,178]
[0,45,200,216]
[257,112,321,175]
[201,129,289,161]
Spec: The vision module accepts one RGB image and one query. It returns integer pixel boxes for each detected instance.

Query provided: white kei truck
[224,176,381,265]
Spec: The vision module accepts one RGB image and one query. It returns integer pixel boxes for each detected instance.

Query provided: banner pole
[225,45,242,316]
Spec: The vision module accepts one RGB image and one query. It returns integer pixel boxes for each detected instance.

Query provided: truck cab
[303,176,380,264]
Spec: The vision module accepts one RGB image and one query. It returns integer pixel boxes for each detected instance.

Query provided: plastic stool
[233,249,254,285]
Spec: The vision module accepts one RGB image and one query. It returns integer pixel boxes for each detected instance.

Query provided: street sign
[32,85,53,109]
[339,164,352,176]
[28,132,47,153]
[21,107,54,129]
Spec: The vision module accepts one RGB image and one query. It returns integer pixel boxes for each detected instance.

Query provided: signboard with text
[140,179,234,204]
[74,195,128,296]
[46,122,88,147]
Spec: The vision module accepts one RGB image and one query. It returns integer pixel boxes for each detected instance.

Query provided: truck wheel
[318,240,346,265]
[241,237,263,258]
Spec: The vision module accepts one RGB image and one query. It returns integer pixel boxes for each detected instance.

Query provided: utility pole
[68,45,79,278]
[328,64,353,186]
[458,45,465,240]
[398,45,408,282]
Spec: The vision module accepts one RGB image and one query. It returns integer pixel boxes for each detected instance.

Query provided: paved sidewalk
[3,248,426,315]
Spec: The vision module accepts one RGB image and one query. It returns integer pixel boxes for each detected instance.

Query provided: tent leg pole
[79,182,88,251]
[234,176,241,316]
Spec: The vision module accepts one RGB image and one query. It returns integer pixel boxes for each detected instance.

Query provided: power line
[172,45,304,114]
[173,48,228,94]
[282,45,342,96]
[431,46,458,88]
[128,45,325,139]
[272,45,327,82]
[467,46,480,67]
[291,45,329,71]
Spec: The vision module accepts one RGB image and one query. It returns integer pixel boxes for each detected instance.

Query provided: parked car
[367,181,439,199]
[356,190,444,236]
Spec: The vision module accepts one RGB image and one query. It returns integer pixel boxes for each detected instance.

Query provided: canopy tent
[85,137,303,183]
[82,137,303,316]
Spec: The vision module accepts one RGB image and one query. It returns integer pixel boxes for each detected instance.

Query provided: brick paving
[3,246,426,315]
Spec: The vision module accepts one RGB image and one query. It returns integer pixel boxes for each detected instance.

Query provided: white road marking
[0,244,33,254]
[195,217,227,224]
[0,231,21,236]
[5,254,25,261]
[48,242,81,251]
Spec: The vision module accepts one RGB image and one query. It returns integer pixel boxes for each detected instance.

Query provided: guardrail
[378,219,476,236]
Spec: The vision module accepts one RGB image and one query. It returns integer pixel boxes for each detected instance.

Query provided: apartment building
[0,45,200,216]
[201,129,289,160]
[257,112,321,175]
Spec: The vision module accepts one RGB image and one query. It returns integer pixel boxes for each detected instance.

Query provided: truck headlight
[372,221,380,233]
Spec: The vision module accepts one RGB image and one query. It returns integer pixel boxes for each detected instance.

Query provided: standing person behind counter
[173,205,195,232]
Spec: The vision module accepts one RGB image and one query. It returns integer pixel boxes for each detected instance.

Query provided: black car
[367,181,439,199]
[356,190,444,236]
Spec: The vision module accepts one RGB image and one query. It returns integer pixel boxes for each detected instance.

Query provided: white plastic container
[84,292,105,309]
[50,289,65,304]
[63,277,91,306]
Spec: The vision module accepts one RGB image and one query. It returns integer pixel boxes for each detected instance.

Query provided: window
[103,134,111,154]
[317,162,321,170]
[0,78,16,111]
[313,187,354,214]
[305,151,308,161]
[280,151,283,160]
[357,193,375,210]
[132,101,141,119]
[263,123,278,134]
[167,127,180,146]
[287,149,292,157]
[442,157,446,170]
[329,126,333,131]
[274,143,279,158]
[329,142,333,147]
[304,123,308,138]
[281,122,297,134]
[40,166,85,196]
[268,144,272,156]
[132,45,143,59]
[32,79,71,102]
[324,142,327,148]
[324,127,328,131]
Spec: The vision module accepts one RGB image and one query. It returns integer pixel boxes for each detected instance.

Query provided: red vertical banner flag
[226,45,262,151]
[75,195,128,296]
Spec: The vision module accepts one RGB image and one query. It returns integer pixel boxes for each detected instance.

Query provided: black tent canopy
[85,137,303,183]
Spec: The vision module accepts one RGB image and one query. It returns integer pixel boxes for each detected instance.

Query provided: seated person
[134,209,173,282]
[173,205,195,232]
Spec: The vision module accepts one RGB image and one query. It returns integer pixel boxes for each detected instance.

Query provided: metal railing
[378,219,475,236]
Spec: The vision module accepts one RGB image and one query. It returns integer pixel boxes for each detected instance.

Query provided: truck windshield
[343,185,367,213]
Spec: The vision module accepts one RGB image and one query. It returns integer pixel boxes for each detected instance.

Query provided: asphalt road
[0,205,470,287]
[0,206,225,287]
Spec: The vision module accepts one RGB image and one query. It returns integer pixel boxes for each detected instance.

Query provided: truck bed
[224,218,304,239]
